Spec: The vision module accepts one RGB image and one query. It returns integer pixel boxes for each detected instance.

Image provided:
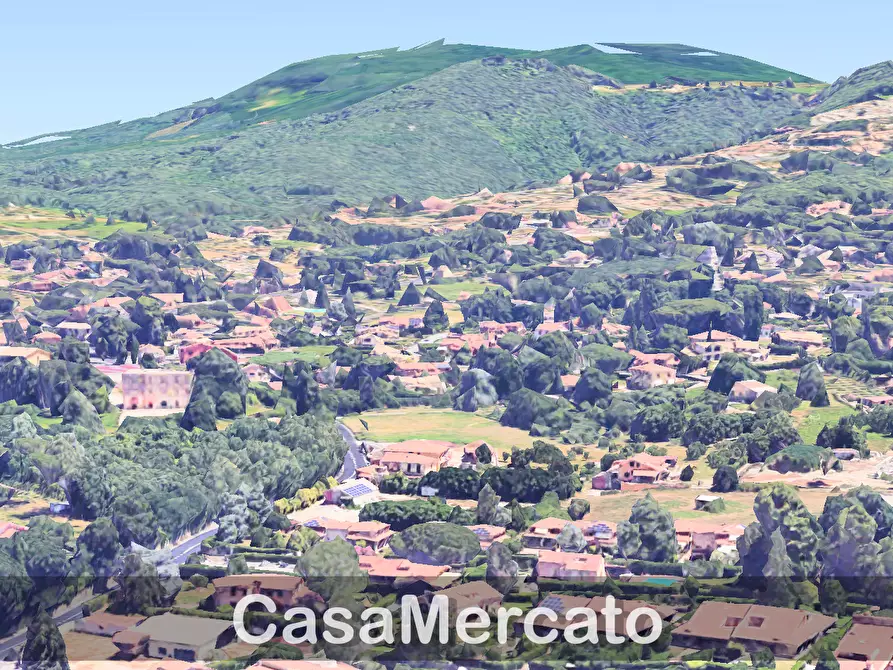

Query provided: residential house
[303,518,394,552]
[861,395,893,410]
[467,524,507,549]
[733,340,769,362]
[0,522,26,539]
[592,454,677,490]
[675,520,744,554]
[379,315,424,330]
[241,363,271,383]
[32,331,62,345]
[179,342,237,365]
[836,615,893,663]
[673,601,834,657]
[258,296,292,316]
[379,451,441,477]
[535,550,606,581]
[352,333,384,349]
[358,556,451,586]
[55,321,92,340]
[773,330,825,349]
[689,331,740,362]
[211,574,322,609]
[626,363,677,390]
[729,380,777,404]
[150,293,184,308]
[693,494,723,512]
[629,350,680,368]
[173,313,210,330]
[346,521,395,552]
[371,440,455,477]
[214,336,274,355]
[393,361,448,377]
[0,346,52,365]
[121,370,193,410]
[427,581,503,623]
[139,344,167,363]
[534,321,570,338]
[462,440,498,467]
[75,613,146,637]
[522,518,616,550]
[112,613,235,662]
[437,333,497,354]
[479,321,526,336]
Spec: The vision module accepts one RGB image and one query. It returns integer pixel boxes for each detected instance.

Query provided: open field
[251,345,337,367]
[0,491,89,534]
[342,406,539,453]
[582,485,845,526]
[791,399,857,445]
[0,207,145,240]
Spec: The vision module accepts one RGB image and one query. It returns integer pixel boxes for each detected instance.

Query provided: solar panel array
[539,595,566,614]
[342,481,375,497]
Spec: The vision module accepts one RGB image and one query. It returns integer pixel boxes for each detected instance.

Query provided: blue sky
[2,0,891,143]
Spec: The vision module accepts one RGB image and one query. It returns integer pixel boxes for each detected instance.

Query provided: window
[157,647,168,656]
[747,616,765,628]
[174,648,196,662]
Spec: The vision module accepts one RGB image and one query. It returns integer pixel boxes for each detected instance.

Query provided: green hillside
[0,58,808,226]
[4,40,815,152]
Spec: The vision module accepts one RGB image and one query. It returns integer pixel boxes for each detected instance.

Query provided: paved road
[168,525,219,565]
[336,421,369,482]
[0,524,219,658]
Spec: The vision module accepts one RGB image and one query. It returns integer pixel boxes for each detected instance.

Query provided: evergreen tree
[110,554,166,614]
[342,288,356,318]
[743,253,762,272]
[423,300,449,332]
[129,335,139,365]
[796,361,826,402]
[21,610,69,670]
[315,284,330,310]
[485,541,519,595]
[398,282,422,306]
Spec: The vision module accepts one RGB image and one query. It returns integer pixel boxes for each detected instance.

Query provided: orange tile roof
[358,556,450,580]
[537,550,606,573]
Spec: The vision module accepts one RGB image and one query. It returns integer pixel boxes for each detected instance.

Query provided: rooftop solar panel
[540,595,566,614]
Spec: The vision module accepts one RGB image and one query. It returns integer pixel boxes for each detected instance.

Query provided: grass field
[792,400,856,444]
[584,485,832,525]
[428,280,499,301]
[251,345,336,367]
[342,407,539,453]
[0,209,146,239]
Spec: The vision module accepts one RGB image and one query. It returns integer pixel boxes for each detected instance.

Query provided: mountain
[3,40,815,151]
[807,60,893,112]
[1,43,874,233]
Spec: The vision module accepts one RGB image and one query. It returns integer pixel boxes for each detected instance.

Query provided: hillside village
[5,47,893,670]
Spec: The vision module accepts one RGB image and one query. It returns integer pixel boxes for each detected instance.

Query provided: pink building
[121,370,193,410]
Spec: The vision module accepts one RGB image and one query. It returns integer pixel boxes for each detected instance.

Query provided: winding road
[0,525,219,658]
[1,420,366,657]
